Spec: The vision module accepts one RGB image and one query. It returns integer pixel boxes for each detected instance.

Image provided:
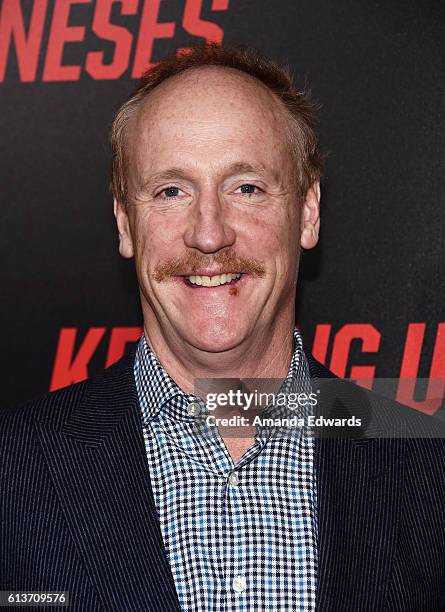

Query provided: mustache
[153,248,266,282]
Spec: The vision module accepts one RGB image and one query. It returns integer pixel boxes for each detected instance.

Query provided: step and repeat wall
[1,0,444,412]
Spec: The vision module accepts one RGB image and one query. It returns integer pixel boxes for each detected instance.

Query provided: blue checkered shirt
[134,330,318,611]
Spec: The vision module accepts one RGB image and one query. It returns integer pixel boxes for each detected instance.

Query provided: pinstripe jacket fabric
[1,348,444,611]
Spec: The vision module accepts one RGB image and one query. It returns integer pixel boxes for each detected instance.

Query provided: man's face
[115,67,319,354]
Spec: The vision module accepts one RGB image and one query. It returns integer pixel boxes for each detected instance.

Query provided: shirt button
[228,471,239,487]
[232,575,247,593]
[187,402,201,417]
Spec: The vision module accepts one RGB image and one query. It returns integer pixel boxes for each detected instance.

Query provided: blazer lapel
[35,353,181,612]
[305,351,405,611]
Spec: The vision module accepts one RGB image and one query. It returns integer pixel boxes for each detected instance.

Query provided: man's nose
[183,191,236,253]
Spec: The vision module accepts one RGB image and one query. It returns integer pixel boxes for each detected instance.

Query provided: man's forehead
[124,66,295,187]
[131,65,289,135]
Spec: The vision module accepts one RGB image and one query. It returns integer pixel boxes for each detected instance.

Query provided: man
[1,45,444,611]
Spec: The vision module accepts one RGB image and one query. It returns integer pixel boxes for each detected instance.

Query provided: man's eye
[236,184,259,195]
[160,186,181,198]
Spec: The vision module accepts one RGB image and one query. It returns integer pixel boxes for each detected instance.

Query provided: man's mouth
[184,273,242,287]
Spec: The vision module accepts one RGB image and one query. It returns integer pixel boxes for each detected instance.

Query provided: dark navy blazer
[1,349,444,611]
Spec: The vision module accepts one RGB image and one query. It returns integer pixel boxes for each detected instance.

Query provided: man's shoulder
[0,349,136,439]
[304,348,445,449]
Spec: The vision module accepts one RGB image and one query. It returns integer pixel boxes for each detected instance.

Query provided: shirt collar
[134,329,306,425]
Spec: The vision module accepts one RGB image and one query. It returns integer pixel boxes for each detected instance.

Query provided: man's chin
[180,324,252,355]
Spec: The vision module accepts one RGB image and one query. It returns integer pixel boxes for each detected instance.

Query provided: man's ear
[114,199,134,258]
[300,180,321,250]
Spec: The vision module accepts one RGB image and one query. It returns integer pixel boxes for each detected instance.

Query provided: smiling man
[1,45,444,612]
[112,47,320,469]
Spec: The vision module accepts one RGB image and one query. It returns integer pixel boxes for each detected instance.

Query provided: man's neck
[143,322,296,395]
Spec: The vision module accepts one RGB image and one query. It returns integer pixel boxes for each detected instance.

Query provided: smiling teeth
[187,273,241,287]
